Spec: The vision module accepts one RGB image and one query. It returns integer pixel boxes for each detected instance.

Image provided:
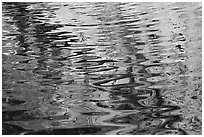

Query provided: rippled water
[2,2,202,135]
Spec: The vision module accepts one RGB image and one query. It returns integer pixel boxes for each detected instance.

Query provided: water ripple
[2,2,202,135]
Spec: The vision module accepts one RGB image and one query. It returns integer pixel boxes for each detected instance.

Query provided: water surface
[2,2,202,135]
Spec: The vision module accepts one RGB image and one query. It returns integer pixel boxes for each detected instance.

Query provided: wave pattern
[2,2,202,135]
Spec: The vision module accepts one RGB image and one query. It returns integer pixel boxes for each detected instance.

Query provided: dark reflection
[2,123,33,135]
[2,2,202,135]
[25,126,120,135]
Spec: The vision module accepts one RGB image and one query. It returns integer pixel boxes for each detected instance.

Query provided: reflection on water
[2,2,202,135]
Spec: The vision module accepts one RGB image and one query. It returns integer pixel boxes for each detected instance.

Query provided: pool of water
[2,2,202,135]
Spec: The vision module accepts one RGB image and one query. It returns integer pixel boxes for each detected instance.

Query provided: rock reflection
[2,2,202,135]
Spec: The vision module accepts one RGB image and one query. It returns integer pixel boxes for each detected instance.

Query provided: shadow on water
[2,2,202,135]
